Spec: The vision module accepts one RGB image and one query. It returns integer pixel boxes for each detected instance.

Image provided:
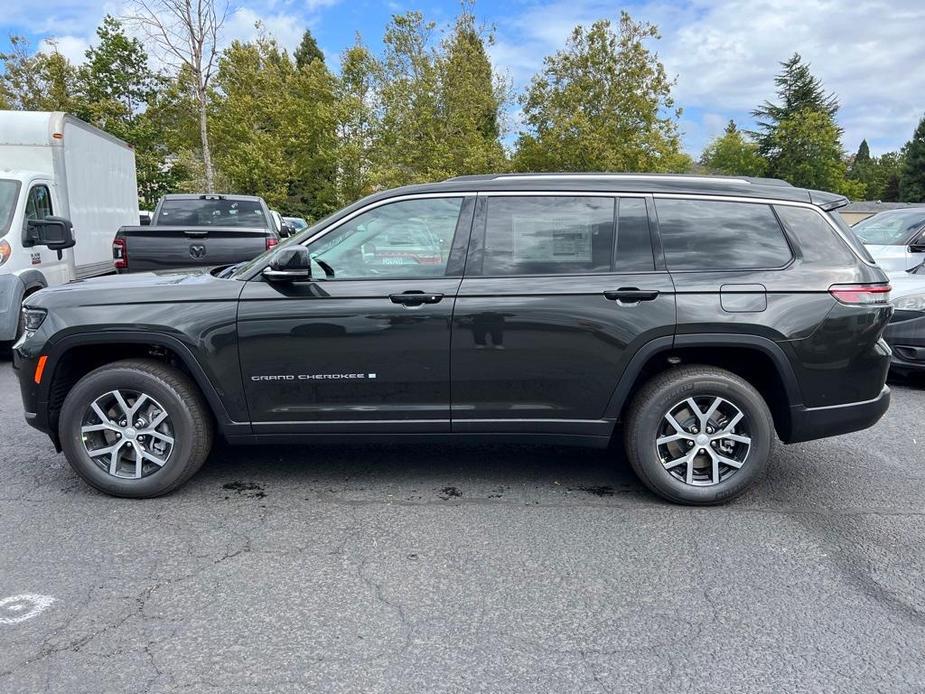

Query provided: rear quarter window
[774,206,855,265]
[655,199,793,271]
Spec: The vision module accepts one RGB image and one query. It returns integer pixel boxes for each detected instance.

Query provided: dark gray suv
[15,174,893,504]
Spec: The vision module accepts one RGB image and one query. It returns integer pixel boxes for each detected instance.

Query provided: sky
[2,0,924,158]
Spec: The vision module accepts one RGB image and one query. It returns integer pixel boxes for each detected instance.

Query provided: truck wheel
[624,366,773,505]
[59,359,213,498]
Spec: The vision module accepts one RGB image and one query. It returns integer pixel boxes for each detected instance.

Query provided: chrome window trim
[245,189,874,276]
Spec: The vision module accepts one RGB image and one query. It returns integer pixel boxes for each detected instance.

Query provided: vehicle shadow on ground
[193,438,649,503]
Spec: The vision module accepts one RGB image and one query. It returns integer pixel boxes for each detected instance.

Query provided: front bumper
[786,385,891,443]
[883,310,925,373]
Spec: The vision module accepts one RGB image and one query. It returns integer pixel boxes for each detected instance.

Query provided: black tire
[624,365,773,505]
[59,359,213,498]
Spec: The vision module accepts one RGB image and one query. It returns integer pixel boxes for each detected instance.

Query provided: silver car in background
[853,208,925,272]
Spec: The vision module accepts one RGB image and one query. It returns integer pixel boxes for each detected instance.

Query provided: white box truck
[0,111,138,346]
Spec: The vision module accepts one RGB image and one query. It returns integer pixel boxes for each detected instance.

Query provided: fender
[18,269,48,294]
[603,333,803,421]
[42,330,248,437]
[0,274,27,341]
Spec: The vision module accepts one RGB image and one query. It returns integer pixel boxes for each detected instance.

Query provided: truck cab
[0,111,138,347]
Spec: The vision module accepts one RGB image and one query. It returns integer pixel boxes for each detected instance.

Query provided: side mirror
[910,236,925,253]
[24,216,76,251]
[279,223,295,238]
[263,246,312,282]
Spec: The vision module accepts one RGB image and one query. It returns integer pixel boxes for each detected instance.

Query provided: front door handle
[603,288,660,303]
[389,291,444,306]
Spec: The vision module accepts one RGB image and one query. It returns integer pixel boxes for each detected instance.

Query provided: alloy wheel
[655,396,751,486]
[80,389,175,479]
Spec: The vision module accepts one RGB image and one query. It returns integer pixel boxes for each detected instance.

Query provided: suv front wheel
[625,366,773,505]
[59,359,213,498]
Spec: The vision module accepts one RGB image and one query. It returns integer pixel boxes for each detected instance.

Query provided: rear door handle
[389,291,444,306]
[603,288,660,303]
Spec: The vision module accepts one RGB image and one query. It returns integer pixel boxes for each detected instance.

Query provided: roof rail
[487,173,753,185]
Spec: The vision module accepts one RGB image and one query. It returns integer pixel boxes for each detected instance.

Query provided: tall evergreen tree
[294,30,324,68]
[751,54,854,193]
[899,115,925,202]
[513,13,689,173]
[752,52,839,158]
[437,6,508,175]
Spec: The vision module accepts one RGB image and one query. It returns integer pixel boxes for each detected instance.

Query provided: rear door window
[476,196,615,276]
[655,199,792,270]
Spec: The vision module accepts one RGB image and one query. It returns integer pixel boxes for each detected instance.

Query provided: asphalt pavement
[1,362,923,693]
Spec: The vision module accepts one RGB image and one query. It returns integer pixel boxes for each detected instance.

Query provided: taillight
[0,240,10,266]
[113,237,128,269]
[829,284,891,305]
[266,236,279,250]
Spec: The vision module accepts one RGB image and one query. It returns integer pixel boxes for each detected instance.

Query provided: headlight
[22,307,47,332]
[892,293,925,312]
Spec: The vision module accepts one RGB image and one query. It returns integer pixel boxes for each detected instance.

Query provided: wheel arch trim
[43,330,241,432]
[604,333,804,421]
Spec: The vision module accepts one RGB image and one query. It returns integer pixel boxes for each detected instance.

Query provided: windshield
[853,209,925,245]
[0,179,22,238]
[157,198,268,228]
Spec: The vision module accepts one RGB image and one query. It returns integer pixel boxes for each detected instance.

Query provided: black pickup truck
[112,194,282,273]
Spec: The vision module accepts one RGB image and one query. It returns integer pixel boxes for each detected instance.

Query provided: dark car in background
[112,194,279,273]
[885,263,925,376]
[283,216,309,235]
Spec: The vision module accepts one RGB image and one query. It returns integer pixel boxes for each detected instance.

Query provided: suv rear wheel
[59,359,213,498]
[625,366,773,505]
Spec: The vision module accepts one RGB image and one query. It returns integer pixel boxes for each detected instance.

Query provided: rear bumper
[785,385,890,443]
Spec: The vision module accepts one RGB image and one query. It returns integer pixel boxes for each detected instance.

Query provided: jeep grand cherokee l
[14,174,893,504]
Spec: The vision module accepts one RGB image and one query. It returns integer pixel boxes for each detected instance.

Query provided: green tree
[877,150,904,201]
[752,52,839,158]
[210,35,338,219]
[899,115,925,202]
[334,35,379,205]
[699,120,766,176]
[0,36,81,111]
[437,6,508,175]
[513,13,689,173]
[294,29,324,68]
[76,16,183,208]
[372,12,448,187]
[767,109,859,195]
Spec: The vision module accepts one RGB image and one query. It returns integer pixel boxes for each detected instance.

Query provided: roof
[363,173,848,209]
[840,201,924,213]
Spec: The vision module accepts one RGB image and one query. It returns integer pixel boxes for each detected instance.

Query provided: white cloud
[490,0,925,155]
[38,35,91,64]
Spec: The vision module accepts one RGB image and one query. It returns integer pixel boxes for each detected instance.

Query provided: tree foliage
[210,34,338,219]
[899,115,925,202]
[294,30,324,68]
[513,13,689,173]
[0,36,81,111]
[699,120,765,176]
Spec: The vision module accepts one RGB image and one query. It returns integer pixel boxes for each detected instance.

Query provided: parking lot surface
[1,362,924,693]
